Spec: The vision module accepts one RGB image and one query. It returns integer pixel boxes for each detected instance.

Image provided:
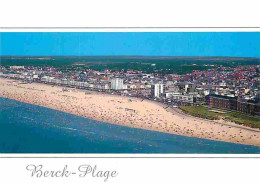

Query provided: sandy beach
[0,78,259,146]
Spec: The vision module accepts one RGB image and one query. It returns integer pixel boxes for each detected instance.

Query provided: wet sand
[0,78,259,146]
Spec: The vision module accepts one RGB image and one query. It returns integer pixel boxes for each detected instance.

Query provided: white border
[0,27,260,32]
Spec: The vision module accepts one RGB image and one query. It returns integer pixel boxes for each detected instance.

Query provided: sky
[0,32,259,57]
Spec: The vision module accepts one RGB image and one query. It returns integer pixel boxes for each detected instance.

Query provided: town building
[206,94,237,110]
[151,84,164,98]
[164,92,194,104]
[206,94,260,115]
[9,66,25,70]
[110,78,124,90]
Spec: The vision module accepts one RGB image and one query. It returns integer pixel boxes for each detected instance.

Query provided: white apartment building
[165,92,194,103]
[111,78,124,90]
[151,84,164,98]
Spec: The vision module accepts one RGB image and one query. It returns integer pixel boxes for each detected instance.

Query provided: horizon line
[0,55,259,59]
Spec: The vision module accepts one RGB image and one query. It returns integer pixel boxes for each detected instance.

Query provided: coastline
[0,78,259,146]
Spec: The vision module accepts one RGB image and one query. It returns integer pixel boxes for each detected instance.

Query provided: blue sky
[0,32,259,57]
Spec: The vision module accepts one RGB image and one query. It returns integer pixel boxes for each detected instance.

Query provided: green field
[179,106,220,120]
[179,106,260,129]
[223,112,260,129]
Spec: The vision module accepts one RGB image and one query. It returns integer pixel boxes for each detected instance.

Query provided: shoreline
[0,78,259,146]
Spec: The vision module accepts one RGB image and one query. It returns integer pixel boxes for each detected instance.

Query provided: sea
[0,97,259,153]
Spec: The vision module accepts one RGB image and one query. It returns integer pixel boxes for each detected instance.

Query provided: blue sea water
[0,97,259,153]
